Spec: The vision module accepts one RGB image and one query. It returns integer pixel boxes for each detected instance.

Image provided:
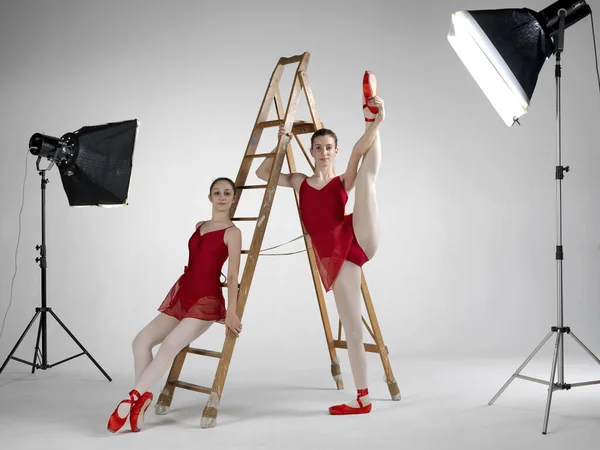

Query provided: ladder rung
[168,380,211,395]
[186,347,222,358]
[220,282,241,287]
[291,121,318,135]
[256,119,284,129]
[255,120,316,135]
[333,340,388,355]
[245,152,275,159]
[237,184,268,190]
[232,217,259,221]
[279,54,304,65]
[241,250,250,255]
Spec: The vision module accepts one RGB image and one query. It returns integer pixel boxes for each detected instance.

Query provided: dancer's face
[209,180,235,212]
[310,136,338,165]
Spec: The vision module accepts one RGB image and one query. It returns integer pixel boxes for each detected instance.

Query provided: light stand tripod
[0,156,111,380]
[488,9,600,434]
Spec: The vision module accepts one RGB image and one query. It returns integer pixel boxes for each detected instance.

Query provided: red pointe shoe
[329,388,372,415]
[107,389,140,433]
[363,71,379,122]
[130,391,154,432]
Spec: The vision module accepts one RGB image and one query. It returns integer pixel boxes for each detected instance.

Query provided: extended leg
[109,317,213,432]
[134,318,214,394]
[132,313,180,384]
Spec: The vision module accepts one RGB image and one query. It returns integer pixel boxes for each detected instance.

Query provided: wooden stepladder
[155,52,401,428]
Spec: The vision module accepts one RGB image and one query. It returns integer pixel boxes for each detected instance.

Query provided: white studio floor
[1,353,599,450]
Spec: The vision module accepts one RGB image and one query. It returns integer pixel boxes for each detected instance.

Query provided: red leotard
[299,175,369,292]
[158,223,232,321]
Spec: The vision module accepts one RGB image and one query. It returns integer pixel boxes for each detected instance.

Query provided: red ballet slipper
[363,71,379,121]
[329,388,372,415]
[107,389,140,433]
[130,391,154,432]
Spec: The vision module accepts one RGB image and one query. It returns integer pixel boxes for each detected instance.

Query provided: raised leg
[352,124,381,260]
[351,88,383,259]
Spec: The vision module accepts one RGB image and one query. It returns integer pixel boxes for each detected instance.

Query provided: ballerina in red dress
[256,71,385,415]
[107,177,243,433]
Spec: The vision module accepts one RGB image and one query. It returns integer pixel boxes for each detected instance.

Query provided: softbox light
[0,118,139,380]
[29,119,139,206]
[447,0,590,126]
[447,0,600,435]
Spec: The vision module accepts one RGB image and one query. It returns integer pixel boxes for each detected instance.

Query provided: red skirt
[310,214,369,292]
[158,274,227,322]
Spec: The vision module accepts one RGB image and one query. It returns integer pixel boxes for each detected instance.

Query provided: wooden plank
[333,339,388,354]
[236,184,268,190]
[244,153,275,159]
[256,119,284,129]
[256,120,316,135]
[279,54,304,65]
[299,71,323,130]
[291,122,317,135]
[186,347,222,358]
[170,380,212,395]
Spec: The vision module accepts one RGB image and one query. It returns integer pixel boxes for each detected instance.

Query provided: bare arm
[224,227,242,336]
[255,125,306,191]
[342,96,385,191]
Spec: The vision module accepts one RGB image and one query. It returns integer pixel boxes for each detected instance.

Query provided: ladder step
[256,120,317,135]
[255,119,284,129]
[245,152,275,159]
[220,282,241,287]
[333,340,388,355]
[237,184,268,190]
[279,54,304,65]
[232,217,259,221]
[186,347,222,358]
[168,380,211,395]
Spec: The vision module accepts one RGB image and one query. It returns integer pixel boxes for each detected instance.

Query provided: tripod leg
[31,317,43,374]
[568,332,600,365]
[47,310,111,381]
[0,311,41,374]
[489,330,553,405]
[542,332,562,435]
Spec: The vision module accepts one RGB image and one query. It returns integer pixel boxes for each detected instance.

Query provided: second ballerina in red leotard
[107,177,243,433]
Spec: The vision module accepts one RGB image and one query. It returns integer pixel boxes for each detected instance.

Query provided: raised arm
[342,96,385,192]
[255,125,306,191]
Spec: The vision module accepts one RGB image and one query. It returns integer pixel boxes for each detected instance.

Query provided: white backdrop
[1,0,599,380]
